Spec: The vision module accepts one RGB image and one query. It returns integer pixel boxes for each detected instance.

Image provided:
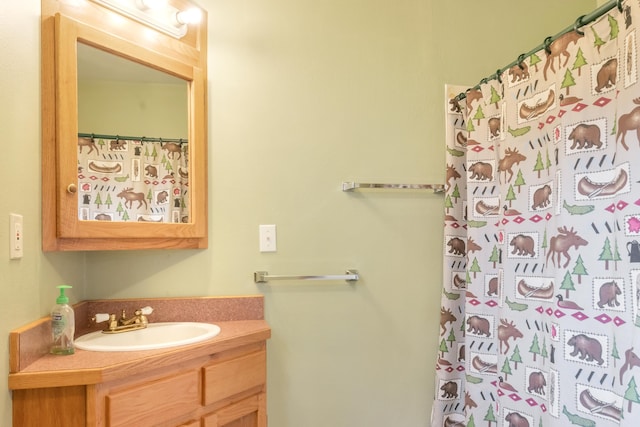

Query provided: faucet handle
[93,313,110,323]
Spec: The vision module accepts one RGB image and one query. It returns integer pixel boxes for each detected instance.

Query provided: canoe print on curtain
[435,3,640,427]
[77,137,189,223]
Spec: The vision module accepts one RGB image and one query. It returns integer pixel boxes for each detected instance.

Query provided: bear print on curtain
[435,2,640,427]
[77,137,189,223]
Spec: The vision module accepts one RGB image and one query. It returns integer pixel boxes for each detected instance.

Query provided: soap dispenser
[51,285,75,355]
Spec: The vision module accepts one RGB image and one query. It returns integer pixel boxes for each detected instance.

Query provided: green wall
[78,80,188,137]
[1,0,593,425]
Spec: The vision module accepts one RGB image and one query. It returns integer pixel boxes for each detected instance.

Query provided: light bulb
[175,8,202,25]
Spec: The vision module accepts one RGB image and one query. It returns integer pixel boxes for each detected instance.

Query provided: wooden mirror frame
[42,0,208,251]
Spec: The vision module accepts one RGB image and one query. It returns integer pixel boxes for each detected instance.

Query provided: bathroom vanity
[8,297,270,427]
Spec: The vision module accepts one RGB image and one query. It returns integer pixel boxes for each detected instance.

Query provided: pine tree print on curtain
[435,84,469,427]
[436,3,640,426]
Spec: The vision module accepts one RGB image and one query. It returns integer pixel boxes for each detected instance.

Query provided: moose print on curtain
[435,2,640,427]
[77,137,189,223]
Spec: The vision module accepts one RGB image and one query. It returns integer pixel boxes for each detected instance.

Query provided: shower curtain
[435,3,640,426]
[77,137,190,223]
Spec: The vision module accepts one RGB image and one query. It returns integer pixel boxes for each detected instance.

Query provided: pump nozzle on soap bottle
[51,285,75,355]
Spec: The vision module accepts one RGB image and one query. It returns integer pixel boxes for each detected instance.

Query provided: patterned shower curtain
[77,137,190,223]
[435,3,640,427]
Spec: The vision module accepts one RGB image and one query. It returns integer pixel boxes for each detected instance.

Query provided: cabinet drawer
[107,369,200,427]
[203,349,266,405]
[203,395,260,427]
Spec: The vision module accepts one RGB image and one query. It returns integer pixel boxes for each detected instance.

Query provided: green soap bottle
[51,285,75,355]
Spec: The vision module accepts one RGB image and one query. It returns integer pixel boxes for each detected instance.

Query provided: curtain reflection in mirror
[77,136,189,223]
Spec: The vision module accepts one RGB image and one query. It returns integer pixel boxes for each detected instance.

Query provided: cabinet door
[203,394,266,427]
[41,0,208,251]
[12,386,86,427]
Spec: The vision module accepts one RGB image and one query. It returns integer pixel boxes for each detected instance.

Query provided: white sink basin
[75,322,221,352]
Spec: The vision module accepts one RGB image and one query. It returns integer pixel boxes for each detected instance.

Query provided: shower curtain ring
[543,36,553,54]
[573,15,586,36]
[496,69,502,84]
[517,54,526,69]
[618,0,624,12]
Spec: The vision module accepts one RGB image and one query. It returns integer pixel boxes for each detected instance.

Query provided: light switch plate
[10,213,23,259]
[259,224,277,252]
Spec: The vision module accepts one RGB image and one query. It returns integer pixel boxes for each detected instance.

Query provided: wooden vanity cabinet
[12,343,267,427]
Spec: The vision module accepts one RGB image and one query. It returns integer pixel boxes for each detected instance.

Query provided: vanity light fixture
[90,0,201,39]
[135,0,167,9]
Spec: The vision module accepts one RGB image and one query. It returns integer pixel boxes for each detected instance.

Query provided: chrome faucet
[93,306,153,333]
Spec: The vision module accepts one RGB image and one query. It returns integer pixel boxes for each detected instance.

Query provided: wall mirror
[42,0,208,251]
[76,43,189,224]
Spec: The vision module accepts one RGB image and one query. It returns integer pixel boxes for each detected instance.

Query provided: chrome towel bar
[342,182,445,193]
[254,270,359,283]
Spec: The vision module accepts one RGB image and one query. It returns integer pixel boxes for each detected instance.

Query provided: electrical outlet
[10,213,23,259]
[259,224,277,252]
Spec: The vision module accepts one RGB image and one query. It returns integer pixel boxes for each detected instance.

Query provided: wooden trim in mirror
[42,0,208,251]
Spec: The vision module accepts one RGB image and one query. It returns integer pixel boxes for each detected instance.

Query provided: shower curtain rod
[78,132,188,144]
[455,0,622,101]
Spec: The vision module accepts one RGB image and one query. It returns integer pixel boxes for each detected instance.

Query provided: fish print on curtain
[435,2,640,426]
[77,137,190,223]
